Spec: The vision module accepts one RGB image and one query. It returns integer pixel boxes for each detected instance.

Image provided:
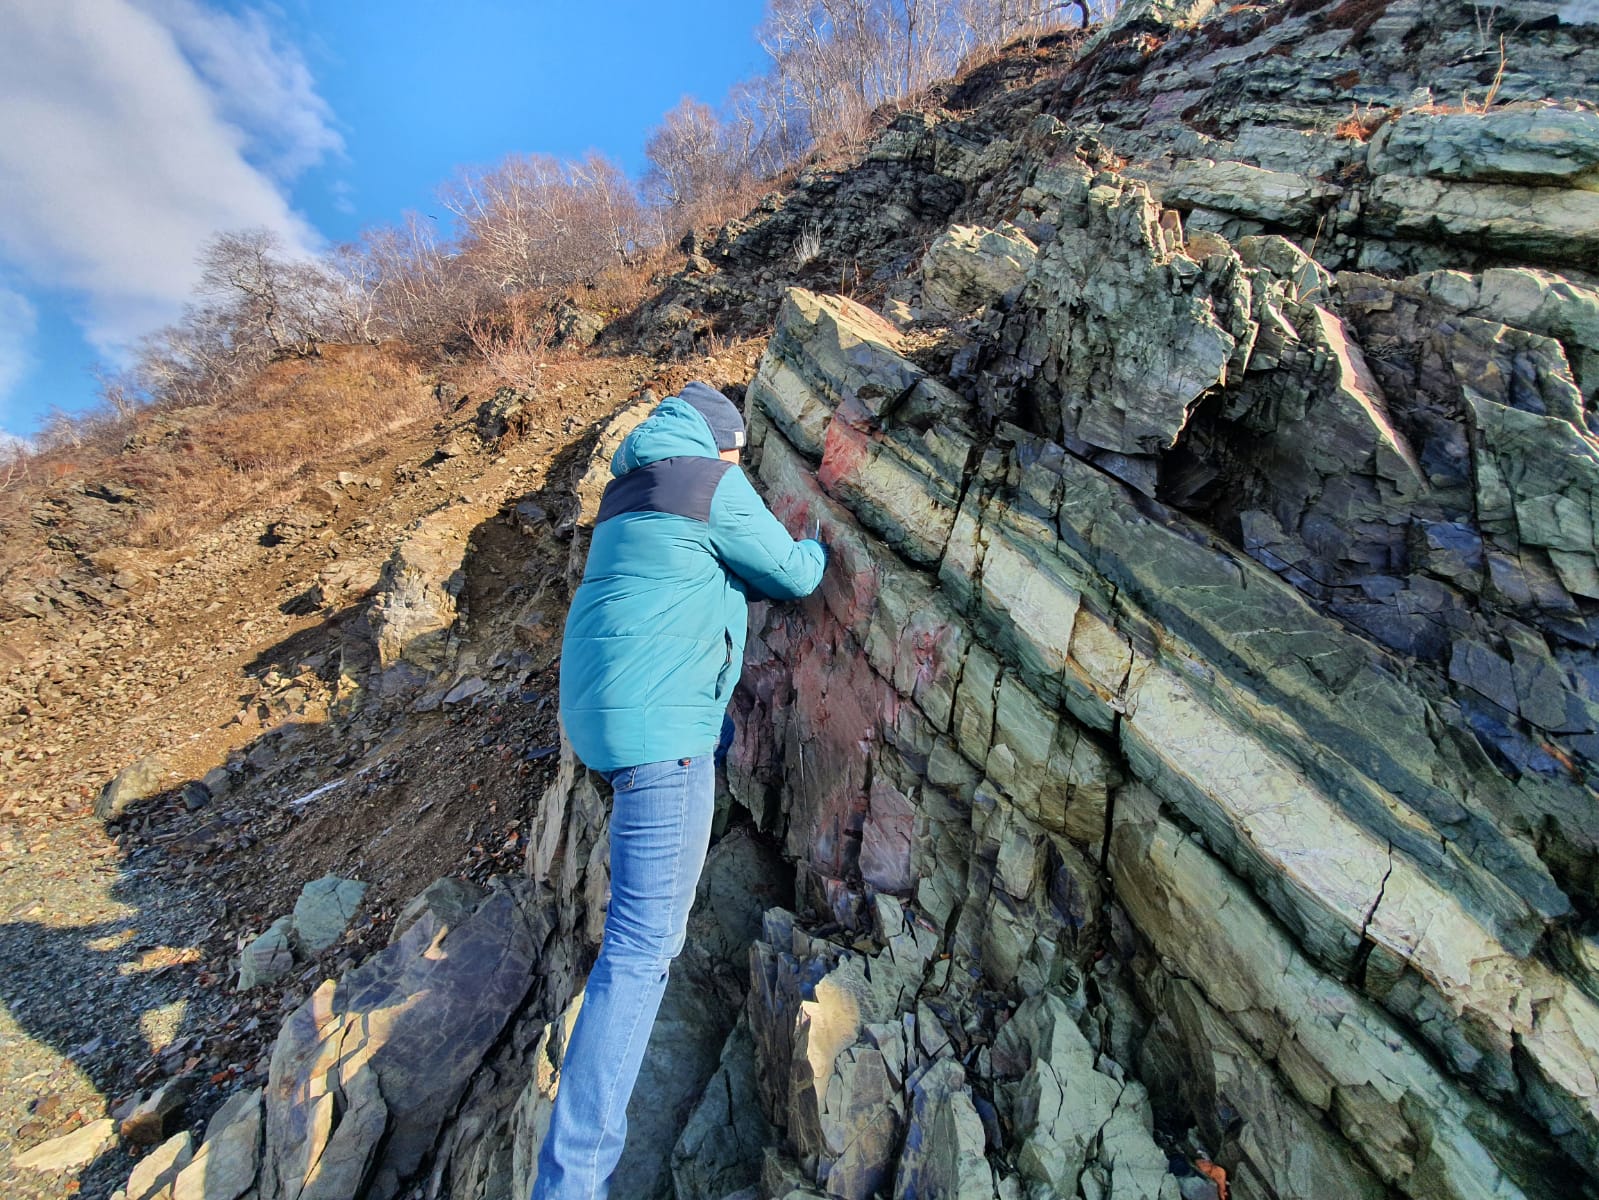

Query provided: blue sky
[0,0,770,440]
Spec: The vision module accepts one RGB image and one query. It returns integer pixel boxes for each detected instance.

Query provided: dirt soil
[0,343,765,1199]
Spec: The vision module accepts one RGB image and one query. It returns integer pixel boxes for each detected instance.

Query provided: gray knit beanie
[679,381,746,451]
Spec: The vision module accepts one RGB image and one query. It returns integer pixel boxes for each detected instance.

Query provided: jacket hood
[611,396,722,476]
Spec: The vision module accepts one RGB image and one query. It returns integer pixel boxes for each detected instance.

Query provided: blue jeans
[531,750,717,1200]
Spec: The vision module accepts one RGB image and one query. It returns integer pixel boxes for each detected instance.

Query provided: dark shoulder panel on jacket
[597,456,734,525]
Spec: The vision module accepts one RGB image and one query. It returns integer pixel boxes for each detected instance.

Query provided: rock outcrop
[367,508,473,696]
[116,4,1599,1200]
[718,269,1599,1197]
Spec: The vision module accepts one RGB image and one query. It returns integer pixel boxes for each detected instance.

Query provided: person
[532,381,827,1200]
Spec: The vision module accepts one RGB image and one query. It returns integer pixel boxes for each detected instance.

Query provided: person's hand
[817,540,830,571]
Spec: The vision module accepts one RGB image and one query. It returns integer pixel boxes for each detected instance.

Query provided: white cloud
[136,0,344,180]
[0,0,342,362]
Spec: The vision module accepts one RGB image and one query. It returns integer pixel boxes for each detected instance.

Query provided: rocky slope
[9,2,1599,1199]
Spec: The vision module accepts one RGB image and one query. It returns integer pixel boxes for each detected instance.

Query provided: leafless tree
[196,228,346,355]
[197,229,293,352]
[727,73,807,181]
[356,213,471,345]
[644,97,746,215]
[324,242,384,345]
[93,364,142,422]
[957,0,1105,44]
[38,408,86,451]
[0,438,32,494]
[759,0,855,143]
[753,0,1115,154]
[571,152,647,268]
[442,153,624,294]
[127,301,268,412]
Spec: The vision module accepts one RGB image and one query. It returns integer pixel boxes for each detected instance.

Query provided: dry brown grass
[463,293,556,393]
[125,345,431,547]
[0,345,436,578]
[581,243,689,320]
[1332,102,1395,140]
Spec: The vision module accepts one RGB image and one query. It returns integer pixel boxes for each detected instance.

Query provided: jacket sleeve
[708,467,826,601]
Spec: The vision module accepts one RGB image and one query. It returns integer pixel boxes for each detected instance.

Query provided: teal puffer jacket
[559,396,826,771]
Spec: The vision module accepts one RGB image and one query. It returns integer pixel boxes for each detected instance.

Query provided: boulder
[890,1059,994,1200]
[290,874,368,955]
[920,223,1038,318]
[124,1130,193,1200]
[171,1087,262,1200]
[475,387,535,445]
[555,301,605,347]
[980,161,1253,470]
[237,917,295,991]
[261,879,537,1200]
[671,1016,776,1200]
[95,755,168,820]
[12,1118,116,1171]
[368,507,472,691]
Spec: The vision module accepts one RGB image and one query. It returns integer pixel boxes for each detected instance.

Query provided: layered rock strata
[719,271,1598,1199]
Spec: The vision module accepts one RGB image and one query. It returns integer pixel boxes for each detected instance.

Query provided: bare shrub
[443,153,637,294]
[644,98,750,218]
[464,293,557,392]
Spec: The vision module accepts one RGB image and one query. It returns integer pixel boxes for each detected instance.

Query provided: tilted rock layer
[728,267,1597,1198]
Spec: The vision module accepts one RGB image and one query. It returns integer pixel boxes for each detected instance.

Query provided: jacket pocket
[713,629,734,700]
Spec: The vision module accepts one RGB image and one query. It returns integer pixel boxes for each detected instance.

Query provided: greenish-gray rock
[172,1087,262,1200]
[1369,107,1599,188]
[263,881,537,1200]
[671,1016,776,1200]
[890,1059,994,1200]
[920,223,1038,318]
[290,874,367,955]
[238,916,295,992]
[124,1130,192,1200]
